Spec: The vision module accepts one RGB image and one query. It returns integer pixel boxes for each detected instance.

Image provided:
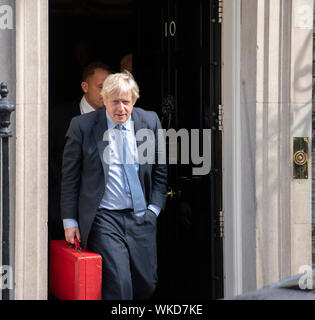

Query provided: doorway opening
[48,0,223,299]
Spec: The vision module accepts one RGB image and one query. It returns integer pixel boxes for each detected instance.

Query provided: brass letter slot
[293,137,308,179]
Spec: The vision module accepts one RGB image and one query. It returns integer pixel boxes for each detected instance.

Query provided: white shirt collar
[80,95,96,114]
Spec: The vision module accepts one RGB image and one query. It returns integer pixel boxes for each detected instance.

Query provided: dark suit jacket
[49,100,81,240]
[60,107,168,249]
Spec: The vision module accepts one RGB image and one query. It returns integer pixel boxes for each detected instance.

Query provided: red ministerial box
[50,240,102,300]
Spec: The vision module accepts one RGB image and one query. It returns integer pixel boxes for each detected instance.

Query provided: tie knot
[116,124,125,131]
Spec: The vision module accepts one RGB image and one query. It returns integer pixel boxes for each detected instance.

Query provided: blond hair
[100,71,140,104]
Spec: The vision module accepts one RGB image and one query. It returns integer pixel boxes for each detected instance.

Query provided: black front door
[134,0,223,299]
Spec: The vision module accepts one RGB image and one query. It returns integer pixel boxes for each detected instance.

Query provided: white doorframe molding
[15,0,49,300]
[222,0,243,298]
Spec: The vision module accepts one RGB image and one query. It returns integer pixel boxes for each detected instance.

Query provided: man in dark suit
[49,62,111,241]
[60,72,168,300]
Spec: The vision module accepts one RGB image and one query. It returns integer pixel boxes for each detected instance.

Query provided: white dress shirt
[80,95,95,114]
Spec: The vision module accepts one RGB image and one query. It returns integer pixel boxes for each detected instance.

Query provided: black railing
[0,82,15,300]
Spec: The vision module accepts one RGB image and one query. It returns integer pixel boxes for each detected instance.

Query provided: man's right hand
[65,227,81,244]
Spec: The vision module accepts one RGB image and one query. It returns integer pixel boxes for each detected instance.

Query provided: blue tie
[117,124,147,216]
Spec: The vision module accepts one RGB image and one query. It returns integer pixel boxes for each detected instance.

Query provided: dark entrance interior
[49,0,223,299]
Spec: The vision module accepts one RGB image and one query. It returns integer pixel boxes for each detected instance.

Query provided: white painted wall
[223,0,313,298]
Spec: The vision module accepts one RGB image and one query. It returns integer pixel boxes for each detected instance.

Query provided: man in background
[48,62,111,240]
[80,62,111,113]
[120,53,132,73]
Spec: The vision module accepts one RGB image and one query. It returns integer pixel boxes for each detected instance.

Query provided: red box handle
[74,237,81,251]
[66,237,81,252]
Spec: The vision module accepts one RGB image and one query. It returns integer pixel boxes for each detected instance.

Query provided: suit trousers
[87,208,158,300]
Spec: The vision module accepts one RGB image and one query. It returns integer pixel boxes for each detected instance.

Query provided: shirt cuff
[148,204,161,216]
[63,219,78,229]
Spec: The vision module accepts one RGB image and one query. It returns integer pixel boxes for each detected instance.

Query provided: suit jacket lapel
[132,108,147,147]
[92,108,109,182]
[131,108,148,192]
